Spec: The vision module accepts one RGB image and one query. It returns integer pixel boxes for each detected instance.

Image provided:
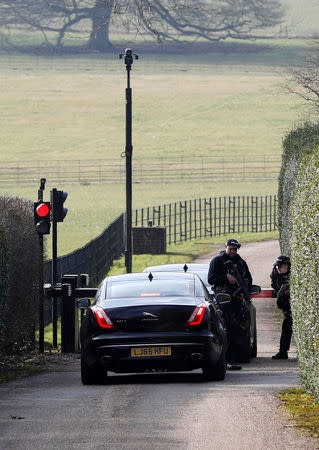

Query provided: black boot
[227,362,242,370]
[272,351,288,360]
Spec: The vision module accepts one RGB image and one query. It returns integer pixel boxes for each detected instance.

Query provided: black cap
[275,255,290,266]
[226,239,241,249]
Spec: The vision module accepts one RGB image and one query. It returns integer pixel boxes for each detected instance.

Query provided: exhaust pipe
[191,353,203,361]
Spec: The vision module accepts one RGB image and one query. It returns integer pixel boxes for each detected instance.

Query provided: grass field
[0,37,314,255]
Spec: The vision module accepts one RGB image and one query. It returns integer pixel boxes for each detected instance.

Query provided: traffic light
[51,189,68,222]
[34,202,51,235]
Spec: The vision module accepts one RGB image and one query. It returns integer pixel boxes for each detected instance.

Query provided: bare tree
[0,0,285,51]
[128,0,284,43]
[287,42,319,114]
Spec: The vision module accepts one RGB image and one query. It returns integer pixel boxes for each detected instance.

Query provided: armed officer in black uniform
[270,255,292,360]
[208,239,253,370]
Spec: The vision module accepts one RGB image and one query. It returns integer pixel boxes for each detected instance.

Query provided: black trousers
[279,310,293,352]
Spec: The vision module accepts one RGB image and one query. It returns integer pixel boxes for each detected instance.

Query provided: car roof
[144,263,209,272]
[106,271,198,283]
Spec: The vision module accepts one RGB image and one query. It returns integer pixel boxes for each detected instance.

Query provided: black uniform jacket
[270,268,290,312]
[208,250,253,294]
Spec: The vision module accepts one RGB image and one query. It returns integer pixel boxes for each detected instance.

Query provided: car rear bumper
[84,330,224,373]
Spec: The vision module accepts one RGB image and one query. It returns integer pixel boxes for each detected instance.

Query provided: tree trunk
[89,0,114,51]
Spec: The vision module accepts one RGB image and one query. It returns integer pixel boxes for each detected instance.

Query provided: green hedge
[278,122,319,400]
[278,122,319,255]
[290,150,319,399]
[0,196,41,354]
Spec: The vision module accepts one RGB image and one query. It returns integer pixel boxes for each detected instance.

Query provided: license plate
[130,346,171,358]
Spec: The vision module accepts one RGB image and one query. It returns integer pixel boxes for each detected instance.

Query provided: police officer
[270,255,292,360]
[208,238,253,370]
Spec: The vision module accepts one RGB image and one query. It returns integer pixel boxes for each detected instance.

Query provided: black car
[77,271,227,384]
[144,263,259,362]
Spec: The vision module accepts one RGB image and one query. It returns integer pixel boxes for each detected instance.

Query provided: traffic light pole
[51,188,58,349]
[34,184,68,351]
[120,49,138,274]
[52,215,58,348]
[38,178,46,353]
[50,187,68,349]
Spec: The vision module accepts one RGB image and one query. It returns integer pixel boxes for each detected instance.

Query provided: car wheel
[236,332,251,363]
[250,325,257,358]
[202,349,226,381]
[81,355,107,385]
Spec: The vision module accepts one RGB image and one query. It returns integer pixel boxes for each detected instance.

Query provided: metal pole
[51,187,58,348]
[125,69,132,273]
[119,49,139,274]
[38,178,46,353]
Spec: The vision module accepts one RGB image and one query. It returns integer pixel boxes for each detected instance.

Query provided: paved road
[0,241,318,449]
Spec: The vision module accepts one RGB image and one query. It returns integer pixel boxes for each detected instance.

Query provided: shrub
[0,196,41,354]
[278,122,319,255]
[290,150,319,399]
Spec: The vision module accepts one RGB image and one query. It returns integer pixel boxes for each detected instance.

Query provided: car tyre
[202,349,226,381]
[81,355,107,385]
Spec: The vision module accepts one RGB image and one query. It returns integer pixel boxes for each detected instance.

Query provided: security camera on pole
[119,48,139,274]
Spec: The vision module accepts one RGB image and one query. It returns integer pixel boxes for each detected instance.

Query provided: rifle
[223,259,251,303]
[221,259,253,332]
[277,282,289,298]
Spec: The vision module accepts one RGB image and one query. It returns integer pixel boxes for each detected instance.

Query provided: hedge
[278,122,319,400]
[0,196,41,354]
[278,122,319,255]
[290,150,319,399]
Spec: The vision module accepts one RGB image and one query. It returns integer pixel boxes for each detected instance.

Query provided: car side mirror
[76,298,91,309]
[250,285,261,295]
[216,293,232,305]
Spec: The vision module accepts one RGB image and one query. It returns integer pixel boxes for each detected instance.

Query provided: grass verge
[0,352,80,383]
[280,387,319,438]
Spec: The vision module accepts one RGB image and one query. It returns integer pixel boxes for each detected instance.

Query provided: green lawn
[0,38,313,255]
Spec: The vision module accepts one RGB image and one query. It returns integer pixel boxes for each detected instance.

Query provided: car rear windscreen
[106,280,195,299]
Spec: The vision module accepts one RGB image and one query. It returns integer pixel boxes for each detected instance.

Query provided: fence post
[169,203,172,245]
[194,199,197,239]
[61,274,80,353]
[209,197,212,237]
[189,200,192,240]
[184,200,187,241]
[204,198,208,237]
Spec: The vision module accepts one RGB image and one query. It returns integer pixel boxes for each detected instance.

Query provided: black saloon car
[144,263,259,362]
[77,271,227,384]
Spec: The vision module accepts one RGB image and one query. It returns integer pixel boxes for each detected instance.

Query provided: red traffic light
[36,203,50,217]
[34,201,51,235]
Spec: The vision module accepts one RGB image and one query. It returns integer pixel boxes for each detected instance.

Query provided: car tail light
[92,306,116,329]
[186,304,207,327]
